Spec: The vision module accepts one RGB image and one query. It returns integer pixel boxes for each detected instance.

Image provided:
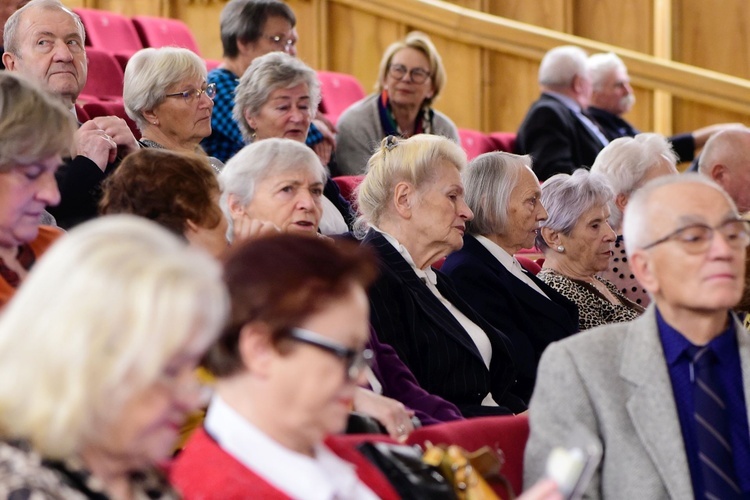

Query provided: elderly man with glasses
[524,173,750,499]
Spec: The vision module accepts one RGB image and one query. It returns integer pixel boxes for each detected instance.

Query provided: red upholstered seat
[405,414,530,497]
[458,128,496,160]
[317,71,366,125]
[515,255,542,275]
[132,15,201,53]
[80,48,124,101]
[332,174,365,205]
[489,131,517,154]
[74,8,142,71]
[83,100,141,140]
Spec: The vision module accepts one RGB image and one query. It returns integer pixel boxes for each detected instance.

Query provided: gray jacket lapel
[620,307,693,499]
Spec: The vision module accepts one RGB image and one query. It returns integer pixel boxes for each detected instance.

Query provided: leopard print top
[537,268,645,331]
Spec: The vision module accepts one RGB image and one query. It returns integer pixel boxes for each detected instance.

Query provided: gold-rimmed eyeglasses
[165,83,217,103]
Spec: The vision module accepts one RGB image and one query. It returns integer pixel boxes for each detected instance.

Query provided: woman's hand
[353,387,415,442]
[231,213,280,244]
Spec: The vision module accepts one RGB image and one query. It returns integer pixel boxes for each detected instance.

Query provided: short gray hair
[463,151,532,236]
[219,138,326,238]
[538,45,588,89]
[535,168,614,251]
[623,173,735,255]
[123,47,207,131]
[4,0,85,55]
[587,52,628,90]
[355,134,466,236]
[233,51,320,142]
[0,215,228,459]
[219,0,295,59]
[591,133,678,229]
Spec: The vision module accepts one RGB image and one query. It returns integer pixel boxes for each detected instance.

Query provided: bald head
[698,128,750,213]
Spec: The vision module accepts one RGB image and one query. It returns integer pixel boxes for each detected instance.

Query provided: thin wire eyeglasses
[388,64,431,84]
[641,218,750,254]
[289,327,373,381]
[265,34,296,50]
[165,82,217,103]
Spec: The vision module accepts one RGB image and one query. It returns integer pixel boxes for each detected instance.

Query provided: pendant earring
[556,245,565,253]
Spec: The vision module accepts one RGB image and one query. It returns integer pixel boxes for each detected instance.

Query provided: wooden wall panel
[174,2,223,59]
[485,53,540,132]
[573,0,652,53]
[673,0,750,79]
[673,98,750,139]
[485,0,571,31]
[285,0,320,68]
[624,86,654,134]
[93,0,166,16]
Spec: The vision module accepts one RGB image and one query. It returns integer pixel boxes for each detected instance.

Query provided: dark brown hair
[99,149,223,236]
[205,233,378,377]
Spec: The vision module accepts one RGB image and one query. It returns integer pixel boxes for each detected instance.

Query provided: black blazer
[587,106,695,163]
[363,230,526,417]
[516,93,604,181]
[442,235,579,395]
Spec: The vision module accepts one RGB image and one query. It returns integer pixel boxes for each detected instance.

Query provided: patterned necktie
[690,346,742,499]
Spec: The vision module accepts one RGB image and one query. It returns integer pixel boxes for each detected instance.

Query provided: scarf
[377,90,434,138]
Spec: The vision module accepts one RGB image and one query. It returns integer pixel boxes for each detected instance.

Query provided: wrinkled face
[94,330,211,468]
[6,7,87,104]
[270,285,370,447]
[382,47,435,109]
[409,160,473,256]
[0,155,62,247]
[500,166,546,253]
[637,183,746,313]
[558,203,617,276]
[247,83,312,142]
[242,167,323,234]
[591,67,634,115]
[153,76,214,147]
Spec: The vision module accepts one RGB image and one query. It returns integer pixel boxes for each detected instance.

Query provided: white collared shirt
[475,236,549,299]
[205,395,379,500]
[319,196,349,235]
[374,229,498,406]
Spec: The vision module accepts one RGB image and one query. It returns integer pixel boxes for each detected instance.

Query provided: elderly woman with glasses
[591,133,678,307]
[124,47,223,173]
[441,152,579,399]
[536,169,644,331]
[171,234,399,499]
[233,52,353,234]
[336,31,459,176]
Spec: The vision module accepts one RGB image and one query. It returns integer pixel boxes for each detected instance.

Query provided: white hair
[538,45,589,88]
[587,52,628,90]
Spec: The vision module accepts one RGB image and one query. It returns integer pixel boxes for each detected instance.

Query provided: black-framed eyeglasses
[641,218,750,254]
[289,327,373,381]
[265,34,296,51]
[165,82,217,103]
[388,63,431,84]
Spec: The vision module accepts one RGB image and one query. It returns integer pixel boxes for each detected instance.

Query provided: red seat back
[132,16,201,55]
[458,128,496,160]
[515,255,542,275]
[83,100,141,140]
[317,71,365,125]
[74,8,143,53]
[489,131,517,154]
[405,414,530,497]
[81,48,124,100]
[333,174,365,205]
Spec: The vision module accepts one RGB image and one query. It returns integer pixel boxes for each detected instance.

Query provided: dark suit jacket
[363,230,526,417]
[442,235,579,396]
[49,155,114,229]
[516,93,605,181]
[587,106,695,163]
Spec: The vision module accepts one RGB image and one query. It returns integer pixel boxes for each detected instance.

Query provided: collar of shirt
[542,91,582,113]
[474,235,520,271]
[373,227,437,285]
[656,307,736,366]
[205,395,375,500]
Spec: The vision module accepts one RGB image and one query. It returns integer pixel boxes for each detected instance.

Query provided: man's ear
[2,52,17,71]
[630,249,659,295]
[237,322,275,377]
[392,181,415,219]
[709,163,728,185]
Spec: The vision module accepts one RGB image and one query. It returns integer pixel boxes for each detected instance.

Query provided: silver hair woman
[0,71,75,308]
[232,51,351,235]
[220,138,327,238]
[124,46,223,172]
[336,31,459,176]
[536,169,643,330]
[357,134,528,416]
[441,151,579,400]
[591,133,678,306]
[0,215,228,497]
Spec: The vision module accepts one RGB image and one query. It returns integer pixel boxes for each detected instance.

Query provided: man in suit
[587,52,742,164]
[516,45,608,181]
[3,0,139,227]
[698,128,750,213]
[524,173,750,498]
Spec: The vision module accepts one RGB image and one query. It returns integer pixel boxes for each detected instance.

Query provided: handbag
[357,441,457,499]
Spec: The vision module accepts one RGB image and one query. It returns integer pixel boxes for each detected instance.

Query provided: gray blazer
[335,93,460,176]
[523,305,750,499]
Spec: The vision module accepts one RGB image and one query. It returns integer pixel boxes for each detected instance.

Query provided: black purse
[357,441,457,500]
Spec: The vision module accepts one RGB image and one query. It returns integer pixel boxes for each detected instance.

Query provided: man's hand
[74,120,117,171]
